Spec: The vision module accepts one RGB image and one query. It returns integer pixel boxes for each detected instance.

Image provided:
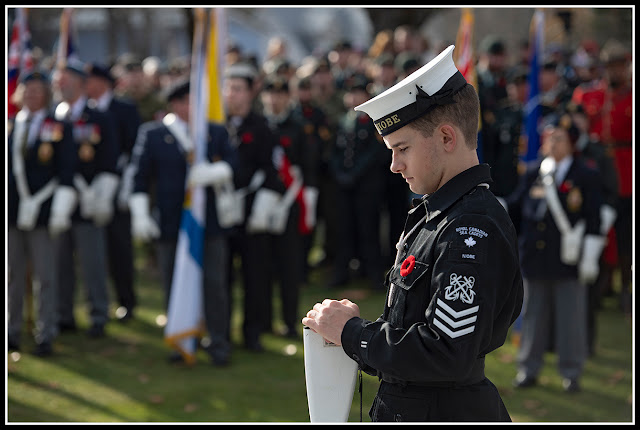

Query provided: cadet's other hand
[301,299,360,346]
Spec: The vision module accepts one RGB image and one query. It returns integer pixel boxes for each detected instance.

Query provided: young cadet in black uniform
[222,62,285,352]
[328,74,388,290]
[302,45,523,422]
[290,75,329,279]
[260,74,309,338]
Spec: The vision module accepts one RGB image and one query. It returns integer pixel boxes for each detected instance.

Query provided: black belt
[380,357,486,389]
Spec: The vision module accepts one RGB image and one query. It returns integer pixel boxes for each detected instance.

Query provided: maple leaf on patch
[464,237,476,247]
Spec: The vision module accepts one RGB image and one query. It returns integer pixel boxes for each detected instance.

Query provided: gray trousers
[517,277,587,380]
[8,226,59,345]
[55,222,110,327]
[156,236,231,360]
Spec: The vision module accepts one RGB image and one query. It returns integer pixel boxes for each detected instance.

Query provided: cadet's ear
[440,124,457,153]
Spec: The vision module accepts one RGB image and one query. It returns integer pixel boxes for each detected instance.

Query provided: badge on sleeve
[432,271,480,339]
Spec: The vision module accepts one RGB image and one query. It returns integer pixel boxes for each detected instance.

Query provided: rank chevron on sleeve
[433,298,479,339]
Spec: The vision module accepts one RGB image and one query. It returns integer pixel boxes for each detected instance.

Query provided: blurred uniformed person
[476,35,509,167]
[223,62,285,352]
[113,54,166,123]
[567,102,619,355]
[127,79,238,366]
[504,115,604,393]
[309,57,347,266]
[86,62,142,322]
[290,75,330,278]
[328,73,387,290]
[260,75,315,338]
[8,71,77,356]
[571,39,632,317]
[53,59,120,338]
[302,45,523,422]
[485,66,527,198]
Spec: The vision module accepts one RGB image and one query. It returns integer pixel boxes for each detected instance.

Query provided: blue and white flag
[521,9,544,163]
[164,8,217,365]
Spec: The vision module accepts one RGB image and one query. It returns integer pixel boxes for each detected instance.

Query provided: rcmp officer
[260,74,312,338]
[86,62,142,322]
[504,114,604,392]
[8,71,77,356]
[302,46,523,422]
[53,59,120,338]
[222,62,285,351]
[328,73,387,290]
[127,79,238,366]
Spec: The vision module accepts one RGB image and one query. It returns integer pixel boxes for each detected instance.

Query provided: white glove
[17,197,41,231]
[187,161,233,188]
[302,186,319,230]
[79,187,97,219]
[560,220,586,265]
[129,192,160,241]
[92,172,120,226]
[246,188,282,234]
[578,234,606,285]
[48,186,78,236]
[600,204,617,236]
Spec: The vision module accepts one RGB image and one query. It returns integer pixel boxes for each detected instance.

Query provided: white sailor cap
[355,45,467,136]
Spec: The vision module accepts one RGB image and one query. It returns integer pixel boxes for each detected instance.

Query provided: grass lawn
[6,246,634,423]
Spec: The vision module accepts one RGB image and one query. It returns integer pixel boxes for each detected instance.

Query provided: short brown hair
[408,83,479,149]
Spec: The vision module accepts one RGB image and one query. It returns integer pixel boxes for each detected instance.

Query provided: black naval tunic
[341,164,523,422]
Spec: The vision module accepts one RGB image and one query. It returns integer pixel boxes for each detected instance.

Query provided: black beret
[263,75,289,92]
[166,79,190,102]
[86,62,115,83]
[479,35,505,55]
[346,73,370,93]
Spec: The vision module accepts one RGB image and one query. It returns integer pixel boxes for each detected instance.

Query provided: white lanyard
[388,209,428,307]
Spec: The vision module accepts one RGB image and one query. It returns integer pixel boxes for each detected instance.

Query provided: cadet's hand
[302,299,360,346]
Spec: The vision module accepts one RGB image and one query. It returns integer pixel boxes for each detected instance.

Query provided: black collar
[409,164,493,222]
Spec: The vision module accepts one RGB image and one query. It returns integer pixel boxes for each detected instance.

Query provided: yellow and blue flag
[164,8,226,365]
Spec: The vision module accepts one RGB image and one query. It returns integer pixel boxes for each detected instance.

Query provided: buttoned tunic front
[341,164,523,421]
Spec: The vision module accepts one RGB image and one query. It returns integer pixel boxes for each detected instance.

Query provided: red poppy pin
[241,132,254,144]
[559,181,572,193]
[400,255,416,277]
[280,135,292,147]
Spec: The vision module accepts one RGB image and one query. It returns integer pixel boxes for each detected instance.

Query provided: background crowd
[7,12,633,394]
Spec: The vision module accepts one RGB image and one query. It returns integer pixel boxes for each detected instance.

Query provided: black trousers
[106,208,136,312]
[370,380,511,422]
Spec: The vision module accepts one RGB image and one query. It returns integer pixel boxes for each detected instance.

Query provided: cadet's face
[385,125,443,195]
[223,77,252,116]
